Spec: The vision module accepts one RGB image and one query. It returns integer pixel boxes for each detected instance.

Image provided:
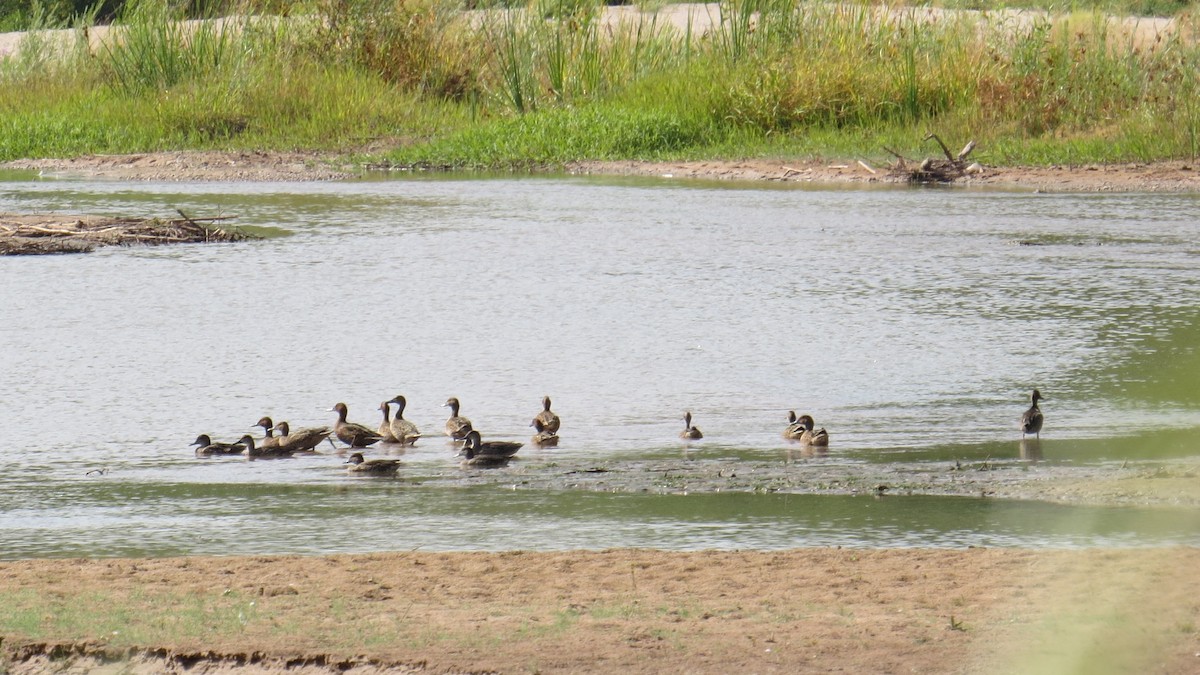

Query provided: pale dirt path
[0,4,1179,59]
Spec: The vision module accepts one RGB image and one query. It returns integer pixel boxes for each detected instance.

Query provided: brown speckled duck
[531,396,561,434]
[271,421,332,453]
[377,402,399,443]
[345,452,401,476]
[680,411,703,440]
[238,434,295,459]
[1021,389,1044,439]
[330,402,384,448]
[388,395,422,446]
[531,419,560,447]
[795,414,829,447]
[443,397,473,441]
[191,434,245,456]
[782,411,805,441]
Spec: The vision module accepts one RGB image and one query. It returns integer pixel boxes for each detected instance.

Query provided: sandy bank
[2,548,1199,674]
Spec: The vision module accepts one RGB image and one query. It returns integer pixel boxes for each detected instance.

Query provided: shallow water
[1,175,1199,557]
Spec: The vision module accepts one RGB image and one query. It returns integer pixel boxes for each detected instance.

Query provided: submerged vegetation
[1,0,1199,168]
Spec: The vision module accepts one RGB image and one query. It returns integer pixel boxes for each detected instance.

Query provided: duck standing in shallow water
[795,414,829,446]
[680,411,703,440]
[531,396,561,434]
[531,419,560,447]
[376,402,399,443]
[191,434,246,456]
[782,411,805,441]
[238,434,295,459]
[271,421,332,453]
[443,397,473,441]
[345,452,401,476]
[388,395,422,446]
[1021,389,1045,439]
[330,402,384,448]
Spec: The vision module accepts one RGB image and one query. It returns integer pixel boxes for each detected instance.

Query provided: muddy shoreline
[6,151,1200,192]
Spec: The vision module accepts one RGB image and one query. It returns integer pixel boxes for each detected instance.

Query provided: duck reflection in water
[1019,438,1044,462]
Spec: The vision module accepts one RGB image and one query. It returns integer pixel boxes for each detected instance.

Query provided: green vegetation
[1,0,1199,168]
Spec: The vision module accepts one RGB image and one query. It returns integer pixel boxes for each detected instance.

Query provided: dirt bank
[6,151,1200,191]
[2,548,1199,674]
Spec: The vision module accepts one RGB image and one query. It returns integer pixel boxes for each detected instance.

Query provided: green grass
[0,588,261,646]
[1,0,1199,168]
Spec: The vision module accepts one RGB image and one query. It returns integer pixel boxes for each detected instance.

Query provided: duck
[1021,389,1044,439]
[253,416,283,449]
[190,434,246,456]
[387,395,422,446]
[462,429,522,458]
[782,411,805,440]
[531,395,561,434]
[330,402,384,447]
[795,414,829,446]
[443,397,473,441]
[376,401,399,443]
[345,452,401,476]
[461,443,512,468]
[237,434,295,459]
[531,419,560,447]
[680,411,703,440]
[271,421,332,452]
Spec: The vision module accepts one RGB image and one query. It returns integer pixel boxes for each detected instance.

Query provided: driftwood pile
[886,134,982,184]
[0,210,256,256]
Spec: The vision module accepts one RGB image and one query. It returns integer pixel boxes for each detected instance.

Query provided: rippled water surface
[1,175,1199,557]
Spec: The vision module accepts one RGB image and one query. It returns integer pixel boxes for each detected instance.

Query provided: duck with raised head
[271,421,332,453]
[531,419,560,447]
[387,395,422,446]
[376,401,399,443]
[462,429,522,458]
[782,411,805,441]
[680,411,703,440]
[443,397,473,441]
[237,434,295,459]
[330,402,384,448]
[1021,389,1045,439]
[345,452,401,476]
[191,434,246,456]
[253,416,283,449]
[795,414,829,446]
[531,396,561,434]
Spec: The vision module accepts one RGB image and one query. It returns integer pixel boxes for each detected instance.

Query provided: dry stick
[16,225,83,236]
[175,209,211,242]
[924,132,956,163]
